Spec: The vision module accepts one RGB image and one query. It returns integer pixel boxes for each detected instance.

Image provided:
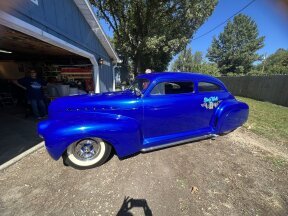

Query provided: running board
[141,134,217,152]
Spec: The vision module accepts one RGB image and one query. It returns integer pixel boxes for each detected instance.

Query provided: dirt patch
[0,128,287,215]
[230,127,288,161]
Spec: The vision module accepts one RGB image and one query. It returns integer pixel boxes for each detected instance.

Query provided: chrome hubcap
[73,139,101,161]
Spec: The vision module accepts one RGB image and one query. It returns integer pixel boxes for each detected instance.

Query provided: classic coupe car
[38,72,249,169]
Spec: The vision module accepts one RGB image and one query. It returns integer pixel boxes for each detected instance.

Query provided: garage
[0,0,120,165]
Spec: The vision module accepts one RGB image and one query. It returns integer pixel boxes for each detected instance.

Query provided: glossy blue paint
[38,72,249,160]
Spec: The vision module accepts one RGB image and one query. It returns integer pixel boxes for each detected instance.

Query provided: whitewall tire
[63,138,111,169]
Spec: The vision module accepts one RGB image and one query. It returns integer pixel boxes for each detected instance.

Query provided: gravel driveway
[0,128,287,216]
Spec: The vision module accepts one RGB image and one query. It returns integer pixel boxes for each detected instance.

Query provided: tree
[91,0,218,73]
[191,51,203,71]
[197,63,220,76]
[262,49,288,74]
[171,47,194,71]
[171,48,220,76]
[247,49,288,75]
[193,51,203,65]
[207,14,265,74]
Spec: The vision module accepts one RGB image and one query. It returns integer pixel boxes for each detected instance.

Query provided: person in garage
[13,69,47,119]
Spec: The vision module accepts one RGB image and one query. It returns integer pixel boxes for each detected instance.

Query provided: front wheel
[63,138,111,169]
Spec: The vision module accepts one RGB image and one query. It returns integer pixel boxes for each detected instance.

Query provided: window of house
[150,81,194,95]
[198,82,223,92]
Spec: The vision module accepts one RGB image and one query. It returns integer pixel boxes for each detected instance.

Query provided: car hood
[48,91,137,118]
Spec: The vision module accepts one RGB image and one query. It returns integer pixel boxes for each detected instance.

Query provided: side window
[198,82,222,92]
[150,81,194,95]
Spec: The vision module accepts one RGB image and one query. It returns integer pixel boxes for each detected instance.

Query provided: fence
[218,75,288,107]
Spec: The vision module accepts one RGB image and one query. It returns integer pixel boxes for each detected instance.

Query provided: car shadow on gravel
[116,196,152,216]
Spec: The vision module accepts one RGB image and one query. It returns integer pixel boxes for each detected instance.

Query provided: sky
[189,0,288,57]
[99,0,288,67]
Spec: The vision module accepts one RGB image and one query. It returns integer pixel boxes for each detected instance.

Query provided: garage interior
[0,25,94,165]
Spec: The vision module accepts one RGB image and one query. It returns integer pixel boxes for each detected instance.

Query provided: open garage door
[0,25,96,165]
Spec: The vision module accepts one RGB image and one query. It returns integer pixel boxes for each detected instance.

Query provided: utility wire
[192,0,257,41]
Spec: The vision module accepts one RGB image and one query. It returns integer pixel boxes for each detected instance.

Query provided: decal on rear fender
[201,96,222,110]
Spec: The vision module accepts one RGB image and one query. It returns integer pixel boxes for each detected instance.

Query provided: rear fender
[38,112,143,160]
[211,99,249,134]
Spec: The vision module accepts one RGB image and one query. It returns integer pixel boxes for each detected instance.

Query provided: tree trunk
[132,53,142,76]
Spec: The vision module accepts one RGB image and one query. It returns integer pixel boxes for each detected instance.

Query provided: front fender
[211,99,249,134]
[38,112,142,160]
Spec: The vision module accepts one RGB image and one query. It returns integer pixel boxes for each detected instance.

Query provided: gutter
[74,0,121,64]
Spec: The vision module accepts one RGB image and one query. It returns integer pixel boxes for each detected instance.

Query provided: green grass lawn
[236,96,288,144]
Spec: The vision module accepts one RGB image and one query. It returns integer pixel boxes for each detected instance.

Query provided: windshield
[128,78,150,92]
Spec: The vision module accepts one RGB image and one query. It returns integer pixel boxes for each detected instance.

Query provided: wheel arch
[40,114,143,161]
[211,99,249,134]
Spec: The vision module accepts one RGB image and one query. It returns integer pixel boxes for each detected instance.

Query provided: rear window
[198,82,222,92]
[150,81,194,95]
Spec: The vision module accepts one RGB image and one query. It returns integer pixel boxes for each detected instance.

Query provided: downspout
[112,64,117,91]
[90,57,100,93]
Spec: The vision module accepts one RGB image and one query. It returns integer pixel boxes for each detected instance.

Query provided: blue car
[38,72,249,169]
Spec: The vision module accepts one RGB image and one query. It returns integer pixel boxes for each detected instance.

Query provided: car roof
[137,72,226,88]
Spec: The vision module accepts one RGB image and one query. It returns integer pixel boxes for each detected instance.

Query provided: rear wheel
[63,138,111,169]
